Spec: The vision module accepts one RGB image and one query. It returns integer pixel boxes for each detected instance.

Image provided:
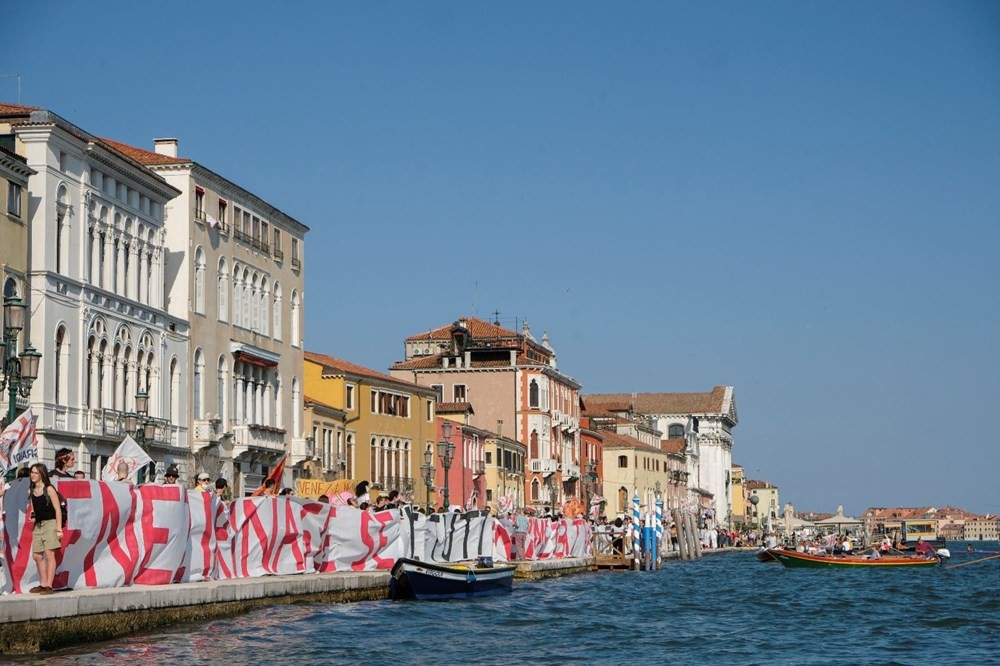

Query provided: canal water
[18,543,1000,665]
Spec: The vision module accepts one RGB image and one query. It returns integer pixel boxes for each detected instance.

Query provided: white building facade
[584,387,738,527]
[3,107,191,477]
[108,138,310,494]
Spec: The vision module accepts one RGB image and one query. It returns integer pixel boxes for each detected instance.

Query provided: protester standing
[28,463,62,594]
[51,448,75,478]
[514,508,530,560]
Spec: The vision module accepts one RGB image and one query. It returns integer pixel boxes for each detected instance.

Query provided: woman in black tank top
[28,463,63,594]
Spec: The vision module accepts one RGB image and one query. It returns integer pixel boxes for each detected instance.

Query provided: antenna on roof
[0,74,22,104]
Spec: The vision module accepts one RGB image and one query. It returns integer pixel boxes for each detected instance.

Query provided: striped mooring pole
[632,491,642,569]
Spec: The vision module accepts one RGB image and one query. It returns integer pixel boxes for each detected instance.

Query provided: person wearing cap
[163,466,180,485]
[195,473,212,492]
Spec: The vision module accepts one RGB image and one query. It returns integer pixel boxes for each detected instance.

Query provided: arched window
[193,349,204,419]
[668,424,684,438]
[250,273,260,331]
[272,283,282,341]
[169,357,180,424]
[529,380,539,408]
[530,430,539,459]
[531,478,540,501]
[217,355,228,425]
[217,258,228,322]
[242,268,251,327]
[232,263,242,327]
[54,326,67,403]
[291,376,301,438]
[259,278,269,337]
[194,247,206,314]
[290,290,300,347]
[56,185,68,275]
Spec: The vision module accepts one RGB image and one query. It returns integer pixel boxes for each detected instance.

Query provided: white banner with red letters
[1,479,590,594]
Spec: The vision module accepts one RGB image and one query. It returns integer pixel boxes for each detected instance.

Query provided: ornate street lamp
[123,389,157,482]
[436,421,455,510]
[0,296,41,427]
[749,494,760,535]
[421,444,435,514]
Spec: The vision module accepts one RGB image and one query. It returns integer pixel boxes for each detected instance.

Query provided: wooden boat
[756,547,778,562]
[389,557,516,600]
[766,548,940,569]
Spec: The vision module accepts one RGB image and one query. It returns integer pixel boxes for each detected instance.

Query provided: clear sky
[6,1,999,517]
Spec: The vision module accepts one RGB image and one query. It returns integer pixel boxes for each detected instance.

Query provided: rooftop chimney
[153,138,178,158]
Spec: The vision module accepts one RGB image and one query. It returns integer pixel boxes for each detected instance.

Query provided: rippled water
[20,543,1000,665]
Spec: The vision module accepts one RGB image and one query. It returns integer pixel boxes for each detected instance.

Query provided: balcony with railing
[85,408,180,448]
[374,475,414,494]
[291,257,301,271]
[290,436,314,465]
[530,458,558,475]
[473,460,486,477]
[272,247,284,261]
[562,462,580,480]
[232,423,286,457]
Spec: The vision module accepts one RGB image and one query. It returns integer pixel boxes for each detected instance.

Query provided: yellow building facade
[304,351,438,501]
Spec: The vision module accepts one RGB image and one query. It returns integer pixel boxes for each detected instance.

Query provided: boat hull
[390,558,516,600]
[767,549,940,569]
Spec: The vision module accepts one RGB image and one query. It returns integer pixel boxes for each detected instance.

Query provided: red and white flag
[102,435,153,482]
[0,408,37,474]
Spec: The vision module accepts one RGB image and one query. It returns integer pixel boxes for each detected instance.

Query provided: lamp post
[0,296,42,428]
[546,474,556,518]
[749,494,760,536]
[436,421,455,511]
[123,389,157,483]
[585,459,598,521]
[421,444,435,514]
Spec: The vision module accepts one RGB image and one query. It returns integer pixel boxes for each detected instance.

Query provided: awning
[236,351,278,368]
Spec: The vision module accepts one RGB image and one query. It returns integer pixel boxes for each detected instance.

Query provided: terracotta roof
[585,400,630,413]
[305,351,425,390]
[598,429,662,453]
[585,387,728,415]
[303,394,338,411]
[436,402,474,414]
[0,103,40,115]
[746,480,776,490]
[580,407,621,419]
[405,317,520,342]
[100,137,191,166]
[660,438,687,454]
[390,355,446,370]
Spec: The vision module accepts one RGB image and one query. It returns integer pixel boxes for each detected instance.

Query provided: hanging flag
[251,457,286,496]
[0,407,38,474]
[102,435,153,482]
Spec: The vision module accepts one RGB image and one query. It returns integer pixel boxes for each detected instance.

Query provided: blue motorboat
[389,557,516,600]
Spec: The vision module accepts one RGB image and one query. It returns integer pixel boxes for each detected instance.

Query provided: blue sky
[6,1,999,517]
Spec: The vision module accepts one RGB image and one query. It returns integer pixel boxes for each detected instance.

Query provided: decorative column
[235,373,245,424]
[126,240,138,301]
[141,246,148,305]
[102,231,115,290]
[88,349,100,409]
